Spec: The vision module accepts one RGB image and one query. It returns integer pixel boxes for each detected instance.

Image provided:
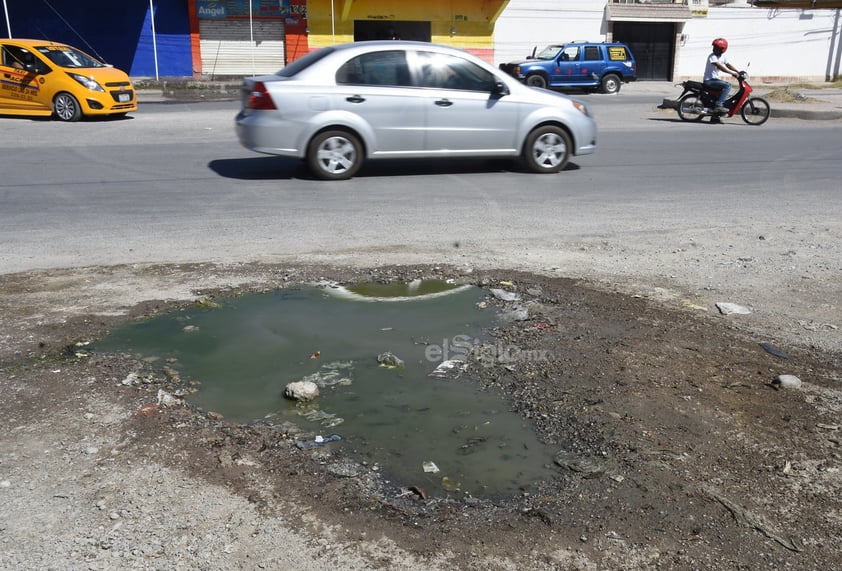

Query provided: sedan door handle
[434,99,453,107]
[346,95,365,103]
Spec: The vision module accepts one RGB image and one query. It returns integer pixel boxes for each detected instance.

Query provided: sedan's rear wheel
[53,92,82,122]
[306,130,363,180]
[522,125,572,174]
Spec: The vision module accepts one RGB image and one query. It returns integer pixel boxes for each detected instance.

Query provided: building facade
[495,0,842,82]
[2,1,840,82]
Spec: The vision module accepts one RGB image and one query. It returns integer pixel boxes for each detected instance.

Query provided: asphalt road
[1,98,840,275]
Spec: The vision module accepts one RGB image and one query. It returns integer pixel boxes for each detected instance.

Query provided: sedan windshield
[36,45,105,68]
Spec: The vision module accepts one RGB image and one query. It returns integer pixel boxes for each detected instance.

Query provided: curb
[770,108,842,120]
[657,98,841,121]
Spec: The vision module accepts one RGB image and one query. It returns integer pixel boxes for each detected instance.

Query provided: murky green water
[95,282,556,497]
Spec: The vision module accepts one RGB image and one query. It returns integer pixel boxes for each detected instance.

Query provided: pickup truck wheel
[526,74,548,89]
[601,74,621,94]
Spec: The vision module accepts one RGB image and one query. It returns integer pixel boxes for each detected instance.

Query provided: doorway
[353,21,432,42]
[613,22,675,81]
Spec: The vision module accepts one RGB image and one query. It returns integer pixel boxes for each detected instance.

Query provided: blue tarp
[2,0,193,77]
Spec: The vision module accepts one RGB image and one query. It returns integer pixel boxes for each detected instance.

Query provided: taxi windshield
[36,46,105,69]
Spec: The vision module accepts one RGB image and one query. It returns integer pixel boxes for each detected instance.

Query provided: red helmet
[712,38,728,52]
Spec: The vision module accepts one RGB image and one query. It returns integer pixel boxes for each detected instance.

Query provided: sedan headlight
[572,100,591,117]
[68,73,105,92]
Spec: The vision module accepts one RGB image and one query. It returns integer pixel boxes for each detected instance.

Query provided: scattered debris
[157,389,184,407]
[295,434,343,450]
[377,351,405,368]
[441,477,461,492]
[554,450,607,478]
[300,407,344,427]
[137,403,159,417]
[428,359,467,380]
[760,342,789,360]
[284,380,320,402]
[701,485,802,552]
[499,307,529,322]
[301,362,354,388]
[772,374,802,389]
[490,288,520,302]
[327,462,361,478]
[716,302,752,315]
[422,461,440,474]
[682,300,708,311]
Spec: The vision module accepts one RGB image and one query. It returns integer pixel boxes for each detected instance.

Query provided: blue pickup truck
[499,42,637,94]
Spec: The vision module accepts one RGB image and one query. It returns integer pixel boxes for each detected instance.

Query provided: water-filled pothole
[96,281,556,497]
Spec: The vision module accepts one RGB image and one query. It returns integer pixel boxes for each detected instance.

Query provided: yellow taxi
[0,38,137,122]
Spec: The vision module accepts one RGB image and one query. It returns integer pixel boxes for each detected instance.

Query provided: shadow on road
[208,156,304,180]
[209,156,581,180]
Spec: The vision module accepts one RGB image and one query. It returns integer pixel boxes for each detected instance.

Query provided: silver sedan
[235,40,597,180]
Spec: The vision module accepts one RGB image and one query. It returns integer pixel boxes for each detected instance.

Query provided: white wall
[680,7,840,81]
[495,1,842,82]
[494,0,608,65]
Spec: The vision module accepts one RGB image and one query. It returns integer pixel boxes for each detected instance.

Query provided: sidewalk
[134,79,842,121]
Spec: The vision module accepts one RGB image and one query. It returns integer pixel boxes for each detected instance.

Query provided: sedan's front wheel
[522,125,572,174]
[307,130,363,180]
[53,92,82,122]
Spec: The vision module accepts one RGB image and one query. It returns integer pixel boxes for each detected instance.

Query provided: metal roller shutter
[199,19,285,78]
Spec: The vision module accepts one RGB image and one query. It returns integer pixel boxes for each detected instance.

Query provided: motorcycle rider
[704,38,739,115]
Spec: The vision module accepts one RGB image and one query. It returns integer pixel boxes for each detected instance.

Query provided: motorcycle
[676,71,771,125]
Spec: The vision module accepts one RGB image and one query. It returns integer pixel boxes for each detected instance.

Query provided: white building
[494,1,842,82]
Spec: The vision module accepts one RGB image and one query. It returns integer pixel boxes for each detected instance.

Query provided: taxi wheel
[53,92,82,122]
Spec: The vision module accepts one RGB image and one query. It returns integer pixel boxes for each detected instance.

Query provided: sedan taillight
[248,82,276,110]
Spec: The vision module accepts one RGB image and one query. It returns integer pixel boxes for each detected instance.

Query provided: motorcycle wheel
[677,94,706,122]
[740,97,771,126]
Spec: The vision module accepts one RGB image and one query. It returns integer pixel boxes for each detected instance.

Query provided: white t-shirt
[704,52,728,81]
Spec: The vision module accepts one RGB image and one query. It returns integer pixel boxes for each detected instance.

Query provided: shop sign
[197,1,226,19]
[197,0,285,20]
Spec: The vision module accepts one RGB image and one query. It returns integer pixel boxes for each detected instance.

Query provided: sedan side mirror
[491,81,510,96]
